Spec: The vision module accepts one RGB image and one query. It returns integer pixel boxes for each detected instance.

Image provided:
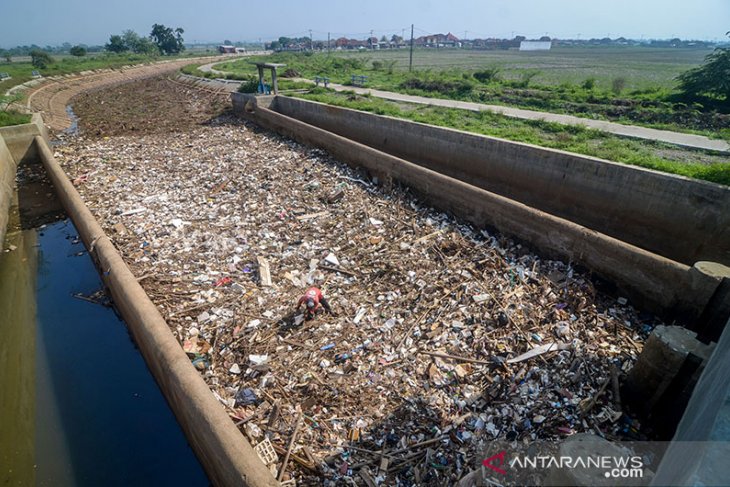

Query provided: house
[415,33,460,47]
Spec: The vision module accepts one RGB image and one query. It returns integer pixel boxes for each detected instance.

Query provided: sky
[2,0,728,48]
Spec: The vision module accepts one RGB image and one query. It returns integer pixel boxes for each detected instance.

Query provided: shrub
[238,77,259,93]
[612,77,627,95]
[30,49,54,69]
[676,47,730,101]
[372,60,383,71]
[69,45,87,57]
[515,70,540,88]
[581,78,596,90]
[473,67,501,84]
[400,78,474,97]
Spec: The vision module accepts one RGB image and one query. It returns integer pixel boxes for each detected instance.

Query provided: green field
[295,90,730,186]
[211,47,728,139]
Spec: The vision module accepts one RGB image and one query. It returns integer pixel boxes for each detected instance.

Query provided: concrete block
[625,325,713,414]
[693,262,730,342]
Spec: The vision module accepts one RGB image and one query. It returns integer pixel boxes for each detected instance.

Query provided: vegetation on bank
[213,48,729,141]
[295,90,730,186]
[0,51,216,94]
[0,110,31,127]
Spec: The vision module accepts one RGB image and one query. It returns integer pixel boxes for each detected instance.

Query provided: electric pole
[328,32,331,53]
[409,24,414,72]
[370,29,374,49]
[309,29,313,51]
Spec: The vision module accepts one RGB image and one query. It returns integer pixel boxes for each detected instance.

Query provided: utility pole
[370,29,374,49]
[409,24,414,72]
[328,32,331,53]
[309,29,313,51]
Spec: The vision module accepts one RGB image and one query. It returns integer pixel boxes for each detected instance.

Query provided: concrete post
[624,325,714,415]
[271,67,278,95]
[257,65,264,93]
[692,262,730,343]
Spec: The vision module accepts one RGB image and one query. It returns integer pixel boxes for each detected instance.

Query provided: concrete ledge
[233,99,724,322]
[266,95,730,267]
[0,122,43,165]
[35,136,278,487]
[0,135,16,245]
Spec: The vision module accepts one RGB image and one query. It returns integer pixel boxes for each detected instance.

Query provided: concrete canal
[0,162,208,485]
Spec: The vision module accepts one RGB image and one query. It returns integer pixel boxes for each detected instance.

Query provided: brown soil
[71,76,230,138]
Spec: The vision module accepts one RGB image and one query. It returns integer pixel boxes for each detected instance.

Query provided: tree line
[106,24,185,56]
[0,23,186,69]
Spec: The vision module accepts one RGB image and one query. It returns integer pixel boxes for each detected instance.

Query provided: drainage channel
[0,160,209,485]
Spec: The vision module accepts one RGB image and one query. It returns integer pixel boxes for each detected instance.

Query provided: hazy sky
[2,0,728,47]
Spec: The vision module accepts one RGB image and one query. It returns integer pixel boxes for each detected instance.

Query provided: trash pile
[57,115,660,485]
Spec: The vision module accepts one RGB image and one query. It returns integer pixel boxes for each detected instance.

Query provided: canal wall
[0,114,50,245]
[266,95,730,268]
[33,136,278,486]
[0,135,14,246]
[232,93,730,340]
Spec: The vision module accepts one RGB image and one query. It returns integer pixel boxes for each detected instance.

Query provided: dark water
[1,219,209,486]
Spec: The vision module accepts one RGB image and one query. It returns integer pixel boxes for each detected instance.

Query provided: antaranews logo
[481,450,644,480]
[482,451,507,475]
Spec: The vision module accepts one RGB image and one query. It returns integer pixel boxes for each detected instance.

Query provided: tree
[30,49,54,69]
[150,24,185,55]
[132,37,159,55]
[122,30,141,50]
[676,44,730,101]
[223,39,232,45]
[0,50,10,62]
[106,34,128,53]
[69,45,87,57]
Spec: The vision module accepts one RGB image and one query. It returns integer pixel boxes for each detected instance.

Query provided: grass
[0,50,218,93]
[294,90,730,186]
[0,111,31,127]
[211,47,729,140]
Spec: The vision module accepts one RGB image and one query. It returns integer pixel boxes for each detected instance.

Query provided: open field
[218,47,711,90]
[296,90,730,185]
[212,47,729,140]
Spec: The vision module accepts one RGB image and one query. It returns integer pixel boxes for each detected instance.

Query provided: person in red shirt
[296,286,332,319]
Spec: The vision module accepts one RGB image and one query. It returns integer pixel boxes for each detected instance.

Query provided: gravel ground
[58,79,663,486]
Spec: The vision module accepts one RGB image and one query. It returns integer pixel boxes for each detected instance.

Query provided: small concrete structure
[625,325,714,415]
[252,62,285,95]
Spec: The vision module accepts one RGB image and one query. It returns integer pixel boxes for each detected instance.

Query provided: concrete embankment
[0,114,48,245]
[270,96,730,268]
[232,93,730,339]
